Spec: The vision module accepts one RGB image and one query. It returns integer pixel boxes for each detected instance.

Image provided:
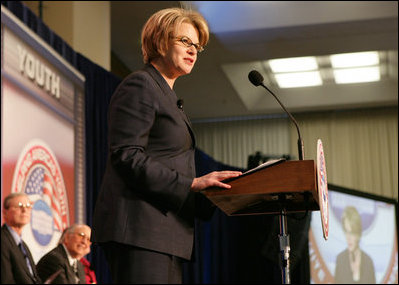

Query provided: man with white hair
[37,224,90,284]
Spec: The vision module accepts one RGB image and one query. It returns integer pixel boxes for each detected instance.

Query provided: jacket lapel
[58,245,77,283]
[143,64,196,147]
[2,225,38,283]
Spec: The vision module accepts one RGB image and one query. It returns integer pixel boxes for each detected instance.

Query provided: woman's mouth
[184,58,194,65]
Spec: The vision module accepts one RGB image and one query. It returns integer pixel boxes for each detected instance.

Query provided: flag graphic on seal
[12,139,69,251]
[25,166,63,232]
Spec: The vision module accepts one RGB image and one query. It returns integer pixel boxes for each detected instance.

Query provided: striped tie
[19,242,34,276]
[73,260,80,283]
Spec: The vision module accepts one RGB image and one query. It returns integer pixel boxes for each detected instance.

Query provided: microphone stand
[279,207,290,284]
[260,83,304,160]
[259,82,304,284]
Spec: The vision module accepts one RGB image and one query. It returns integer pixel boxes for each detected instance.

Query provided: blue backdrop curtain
[2,2,311,283]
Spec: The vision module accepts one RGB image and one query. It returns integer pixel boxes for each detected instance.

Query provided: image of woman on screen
[334,206,376,284]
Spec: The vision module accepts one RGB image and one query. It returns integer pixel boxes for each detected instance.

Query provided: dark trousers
[101,241,183,284]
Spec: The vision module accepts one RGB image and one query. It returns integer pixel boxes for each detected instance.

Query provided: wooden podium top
[201,160,319,216]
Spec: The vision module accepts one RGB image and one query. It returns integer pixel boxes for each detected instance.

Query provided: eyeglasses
[10,202,33,210]
[175,36,204,53]
[73,232,91,243]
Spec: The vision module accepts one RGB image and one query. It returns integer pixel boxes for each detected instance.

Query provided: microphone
[248,70,305,160]
[177,99,184,110]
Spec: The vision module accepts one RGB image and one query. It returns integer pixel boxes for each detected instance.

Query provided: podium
[202,159,319,216]
[201,159,320,284]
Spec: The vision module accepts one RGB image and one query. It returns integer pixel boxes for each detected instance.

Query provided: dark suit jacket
[36,244,86,284]
[334,249,376,284]
[92,64,214,260]
[1,224,41,284]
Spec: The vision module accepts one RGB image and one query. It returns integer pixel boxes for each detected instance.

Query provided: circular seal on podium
[317,139,329,240]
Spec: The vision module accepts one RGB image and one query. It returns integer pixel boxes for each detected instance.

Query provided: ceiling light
[330,51,379,68]
[333,67,380,84]
[274,71,322,88]
[268,56,318,73]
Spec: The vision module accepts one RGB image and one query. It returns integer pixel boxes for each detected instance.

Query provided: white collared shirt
[61,243,78,268]
[5,224,22,246]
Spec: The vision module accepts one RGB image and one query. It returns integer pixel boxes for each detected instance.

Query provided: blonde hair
[341,206,362,235]
[141,7,209,63]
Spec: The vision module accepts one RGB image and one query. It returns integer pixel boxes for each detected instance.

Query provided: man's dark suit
[92,63,214,261]
[1,225,41,284]
[36,244,86,284]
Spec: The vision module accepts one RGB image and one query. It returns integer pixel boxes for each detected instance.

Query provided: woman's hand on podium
[190,171,242,192]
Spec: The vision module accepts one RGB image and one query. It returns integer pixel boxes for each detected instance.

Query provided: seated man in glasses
[37,224,91,284]
[1,192,42,284]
